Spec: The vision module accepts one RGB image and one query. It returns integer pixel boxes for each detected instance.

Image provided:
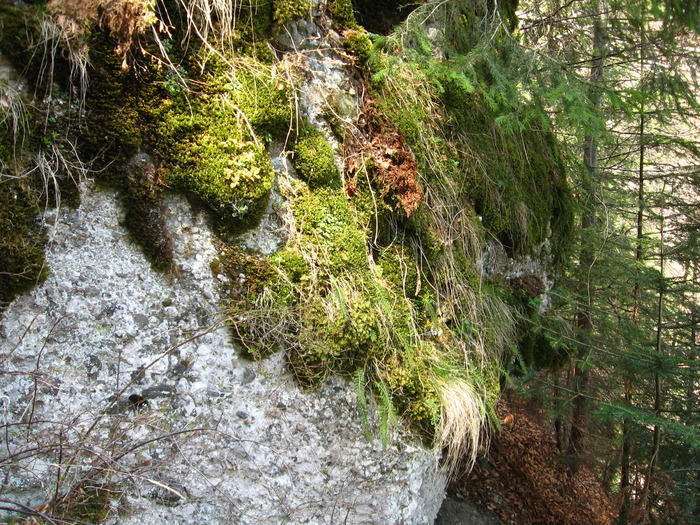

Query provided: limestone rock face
[0,181,445,524]
[0,4,450,521]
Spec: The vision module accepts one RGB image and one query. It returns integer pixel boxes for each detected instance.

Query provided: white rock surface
[478,240,555,312]
[0,182,446,524]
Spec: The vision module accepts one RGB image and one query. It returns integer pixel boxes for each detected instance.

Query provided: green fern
[377,379,398,447]
[354,369,372,442]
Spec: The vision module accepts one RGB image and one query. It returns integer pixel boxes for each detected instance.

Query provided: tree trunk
[620,37,647,524]
[640,188,665,522]
[566,8,606,463]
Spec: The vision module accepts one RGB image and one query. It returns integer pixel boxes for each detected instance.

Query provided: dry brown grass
[435,378,487,471]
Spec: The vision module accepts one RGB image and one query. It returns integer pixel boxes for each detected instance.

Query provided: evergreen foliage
[514,0,700,521]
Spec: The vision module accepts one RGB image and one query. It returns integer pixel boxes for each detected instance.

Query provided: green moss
[226,68,293,140]
[156,95,274,230]
[194,51,292,136]
[0,172,48,309]
[377,244,419,299]
[72,34,181,269]
[79,34,150,184]
[215,243,278,297]
[0,4,68,90]
[330,0,358,30]
[1,0,296,271]
[122,154,174,271]
[292,186,367,273]
[272,248,310,283]
[382,348,442,435]
[293,128,340,189]
[292,286,380,381]
[343,28,373,64]
[268,174,452,440]
[76,20,295,257]
[239,0,275,36]
[144,48,295,233]
[214,243,284,356]
[273,0,310,25]
[53,483,113,524]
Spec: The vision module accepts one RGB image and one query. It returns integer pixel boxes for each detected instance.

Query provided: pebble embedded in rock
[164,306,179,318]
[240,368,256,385]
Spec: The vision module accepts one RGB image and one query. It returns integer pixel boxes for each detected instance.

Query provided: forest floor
[446,393,617,525]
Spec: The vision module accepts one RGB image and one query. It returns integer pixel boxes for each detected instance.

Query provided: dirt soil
[449,394,617,525]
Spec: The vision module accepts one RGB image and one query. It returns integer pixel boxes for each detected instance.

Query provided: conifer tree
[515,0,700,520]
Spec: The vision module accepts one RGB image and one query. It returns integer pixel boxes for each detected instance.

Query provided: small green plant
[377,378,398,446]
[355,369,372,441]
[163,65,188,93]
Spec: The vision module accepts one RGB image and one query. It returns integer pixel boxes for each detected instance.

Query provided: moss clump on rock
[439,77,573,253]
[330,0,358,30]
[273,0,310,25]
[75,33,177,267]
[342,28,373,64]
[294,286,380,374]
[382,349,441,433]
[0,172,48,309]
[122,153,173,271]
[82,34,293,240]
[212,243,284,357]
[292,186,367,273]
[222,67,294,140]
[155,93,275,231]
[78,33,151,183]
[234,168,449,441]
[293,128,340,189]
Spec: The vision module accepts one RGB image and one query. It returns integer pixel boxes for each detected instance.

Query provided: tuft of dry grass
[435,378,487,471]
[0,79,29,152]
